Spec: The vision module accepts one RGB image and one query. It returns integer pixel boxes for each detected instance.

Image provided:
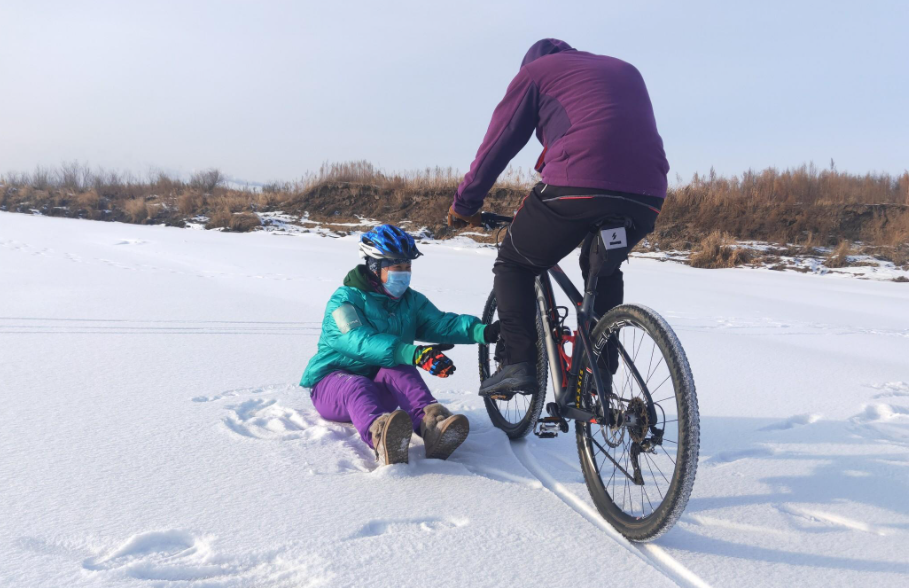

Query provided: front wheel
[575,304,699,542]
[478,289,547,439]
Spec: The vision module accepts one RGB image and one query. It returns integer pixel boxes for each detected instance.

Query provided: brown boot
[420,403,469,460]
[369,410,412,466]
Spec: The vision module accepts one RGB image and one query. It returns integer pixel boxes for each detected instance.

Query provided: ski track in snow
[0,317,321,336]
[510,440,713,588]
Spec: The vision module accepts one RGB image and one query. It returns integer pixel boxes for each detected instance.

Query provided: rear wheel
[575,304,699,542]
[479,289,547,439]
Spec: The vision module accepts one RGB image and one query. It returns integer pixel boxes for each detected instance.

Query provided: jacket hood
[521,38,574,67]
[343,265,380,293]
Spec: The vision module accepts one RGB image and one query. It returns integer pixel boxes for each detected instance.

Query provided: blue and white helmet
[359,224,422,265]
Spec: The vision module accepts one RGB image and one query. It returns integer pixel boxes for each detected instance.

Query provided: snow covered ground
[2,211,908,587]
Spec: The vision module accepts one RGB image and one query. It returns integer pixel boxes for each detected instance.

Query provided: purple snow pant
[310,366,437,448]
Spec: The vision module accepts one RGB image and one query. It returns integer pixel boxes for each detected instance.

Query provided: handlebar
[479,212,514,230]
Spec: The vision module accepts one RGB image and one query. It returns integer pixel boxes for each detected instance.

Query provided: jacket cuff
[470,322,488,344]
[394,343,419,365]
[452,198,481,218]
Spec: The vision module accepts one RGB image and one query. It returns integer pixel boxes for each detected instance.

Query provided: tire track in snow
[511,440,711,588]
[0,317,322,336]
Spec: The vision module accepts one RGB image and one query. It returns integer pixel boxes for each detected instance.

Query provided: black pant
[493,183,662,364]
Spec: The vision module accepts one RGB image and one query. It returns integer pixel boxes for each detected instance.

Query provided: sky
[1,0,906,186]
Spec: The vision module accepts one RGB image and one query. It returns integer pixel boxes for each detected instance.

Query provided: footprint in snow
[850,402,909,446]
[776,504,891,536]
[192,383,287,403]
[871,381,909,399]
[759,413,822,431]
[210,386,374,473]
[348,517,469,540]
[705,446,777,467]
[80,529,326,586]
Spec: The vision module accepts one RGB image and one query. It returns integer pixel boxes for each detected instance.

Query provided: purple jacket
[453,39,669,217]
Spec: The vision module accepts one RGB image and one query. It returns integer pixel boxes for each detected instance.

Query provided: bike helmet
[359,224,422,269]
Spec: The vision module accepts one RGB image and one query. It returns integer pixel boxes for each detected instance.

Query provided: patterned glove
[414,344,456,378]
[483,320,501,344]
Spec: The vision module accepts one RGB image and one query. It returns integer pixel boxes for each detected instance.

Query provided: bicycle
[477,212,699,542]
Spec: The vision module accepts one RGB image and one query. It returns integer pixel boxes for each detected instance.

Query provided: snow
[1,211,908,587]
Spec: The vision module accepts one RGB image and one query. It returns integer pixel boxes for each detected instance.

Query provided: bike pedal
[534,416,568,438]
[534,422,559,438]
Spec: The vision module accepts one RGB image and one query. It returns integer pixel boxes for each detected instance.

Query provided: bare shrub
[58,160,93,192]
[93,169,123,198]
[123,199,149,223]
[690,231,753,269]
[190,169,224,192]
[150,169,183,195]
[31,166,52,190]
[826,240,853,268]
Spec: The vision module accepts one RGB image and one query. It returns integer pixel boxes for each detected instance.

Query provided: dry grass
[2,161,908,246]
[689,231,754,269]
[825,240,854,268]
[122,199,149,223]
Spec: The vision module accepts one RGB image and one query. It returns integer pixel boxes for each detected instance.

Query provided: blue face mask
[383,270,411,298]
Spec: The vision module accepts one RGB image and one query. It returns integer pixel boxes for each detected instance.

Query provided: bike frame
[535,262,658,429]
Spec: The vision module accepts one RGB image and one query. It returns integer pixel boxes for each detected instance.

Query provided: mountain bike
[477,212,699,542]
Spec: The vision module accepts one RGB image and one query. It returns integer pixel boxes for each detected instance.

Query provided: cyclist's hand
[414,344,456,377]
[483,320,501,344]
[448,205,482,229]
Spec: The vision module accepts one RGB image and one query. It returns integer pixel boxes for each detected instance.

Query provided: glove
[448,205,483,229]
[414,344,456,377]
[483,320,501,344]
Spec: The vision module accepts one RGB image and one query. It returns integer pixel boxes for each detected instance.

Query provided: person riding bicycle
[448,38,669,398]
[300,224,500,465]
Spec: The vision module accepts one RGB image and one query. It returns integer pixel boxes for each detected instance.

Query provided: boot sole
[379,410,413,465]
[425,415,469,460]
[479,376,538,398]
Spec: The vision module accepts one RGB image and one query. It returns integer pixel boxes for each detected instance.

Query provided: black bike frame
[536,262,657,426]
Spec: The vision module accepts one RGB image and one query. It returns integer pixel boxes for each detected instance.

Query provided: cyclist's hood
[521,38,574,67]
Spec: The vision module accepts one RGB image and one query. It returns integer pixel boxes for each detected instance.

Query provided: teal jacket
[300,266,487,388]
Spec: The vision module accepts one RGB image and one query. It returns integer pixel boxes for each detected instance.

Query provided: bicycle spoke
[645,342,657,386]
[646,354,665,384]
[649,373,673,396]
[644,452,671,486]
[643,454,665,498]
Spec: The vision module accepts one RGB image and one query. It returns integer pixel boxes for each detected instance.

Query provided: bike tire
[575,304,699,542]
[478,289,548,439]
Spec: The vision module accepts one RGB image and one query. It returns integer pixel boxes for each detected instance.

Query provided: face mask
[383,270,411,298]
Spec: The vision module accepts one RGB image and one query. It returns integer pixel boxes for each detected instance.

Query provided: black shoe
[479,362,537,399]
